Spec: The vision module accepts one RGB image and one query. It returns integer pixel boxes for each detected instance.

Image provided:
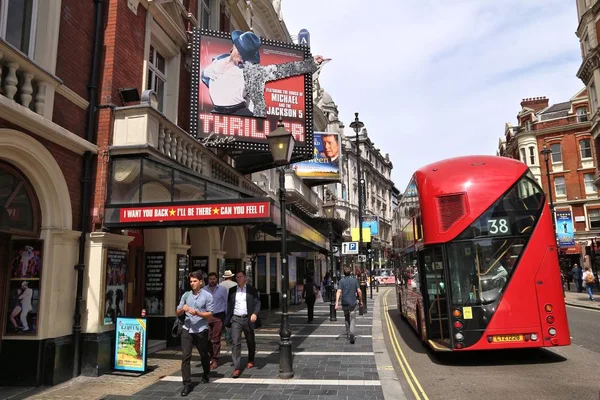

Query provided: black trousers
[231,315,256,370]
[305,297,315,321]
[181,329,210,386]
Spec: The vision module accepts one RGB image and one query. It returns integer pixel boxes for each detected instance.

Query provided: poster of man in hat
[6,240,42,335]
[196,29,329,146]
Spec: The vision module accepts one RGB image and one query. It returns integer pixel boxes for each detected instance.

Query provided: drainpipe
[73,0,104,377]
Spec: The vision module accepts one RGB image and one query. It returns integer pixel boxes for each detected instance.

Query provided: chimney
[520,96,549,112]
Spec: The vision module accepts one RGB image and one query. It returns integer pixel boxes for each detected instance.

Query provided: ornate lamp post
[350,113,367,312]
[324,202,337,321]
[540,145,556,231]
[267,118,295,379]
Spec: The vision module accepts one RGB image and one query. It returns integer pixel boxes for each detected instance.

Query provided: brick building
[497,91,600,271]
[0,0,335,388]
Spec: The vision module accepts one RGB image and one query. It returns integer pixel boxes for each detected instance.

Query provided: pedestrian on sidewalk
[220,270,238,345]
[583,266,595,301]
[322,273,332,301]
[176,270,213,397]
[335,266,363,344]
[571,264,583,293]
[204,272,228,370]
[302,276,317,323]
[225,270,261,378]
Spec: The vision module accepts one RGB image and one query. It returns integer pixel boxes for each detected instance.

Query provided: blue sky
[281,0,584,192]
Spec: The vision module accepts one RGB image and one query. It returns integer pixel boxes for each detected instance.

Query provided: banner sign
[114,317,147,373]
[117,201,271,224]
[362,215,379,236]
[292,132,341,182]
[556,210,575,247]
[145,252,165,315]
[190,29,314,158]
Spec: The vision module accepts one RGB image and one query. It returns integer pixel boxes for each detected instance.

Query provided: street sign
[298,29,310,46]
[342,241,359,255]
[357,255,367,263]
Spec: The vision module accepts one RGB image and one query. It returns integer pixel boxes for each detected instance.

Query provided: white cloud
[281,0,583,190]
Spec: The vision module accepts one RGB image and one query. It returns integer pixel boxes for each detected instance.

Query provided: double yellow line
[382,290,429,400]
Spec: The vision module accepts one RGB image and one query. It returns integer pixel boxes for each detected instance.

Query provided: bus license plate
[492,334,523,343]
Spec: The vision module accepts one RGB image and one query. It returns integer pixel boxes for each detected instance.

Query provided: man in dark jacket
[571,264,583,293]
[224,270,261,378]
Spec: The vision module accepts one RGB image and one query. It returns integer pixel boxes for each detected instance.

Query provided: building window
[583,34,591,54]
[529,146,535,165]
[520,148,526,164]
[589,209,600,229]
[550,143,562,163]
[584,173,596,194]
[525,120,532,132]
[554,176,566,197]
[580,139,592,159]
[147,45,166,112]
[0,0,38,57]
[577,106,589,122]
[200,0,211,29]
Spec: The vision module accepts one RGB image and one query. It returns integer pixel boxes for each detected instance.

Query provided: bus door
[419,246,450,345]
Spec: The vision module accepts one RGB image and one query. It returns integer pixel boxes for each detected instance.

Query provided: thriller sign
[118,201,270,223]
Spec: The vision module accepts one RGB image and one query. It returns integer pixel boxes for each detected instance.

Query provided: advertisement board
[104,249,128,325]
[145,252,165,315]
[190,28,315,159]
[114,317,147,373]
[362,215,379,236]
[292,132,341,183]
[556,210,575,247]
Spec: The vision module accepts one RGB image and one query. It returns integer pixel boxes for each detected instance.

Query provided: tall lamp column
[324,204,337,321]
[540,145,556,232]
[350,113,367,313]
[267,118,295,379]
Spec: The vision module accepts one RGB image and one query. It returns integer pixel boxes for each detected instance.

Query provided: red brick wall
[0,120,83,230]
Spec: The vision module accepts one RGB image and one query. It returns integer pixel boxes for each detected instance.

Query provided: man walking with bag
[176,270,213,396]
[224,270,261,378]
[335,266,363,344]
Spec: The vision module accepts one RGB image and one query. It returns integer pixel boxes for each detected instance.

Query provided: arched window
[0,161,41,237]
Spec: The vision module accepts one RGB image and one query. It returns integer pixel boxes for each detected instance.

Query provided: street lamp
[267,118,295,379]
[350,112,367,313]
[324,203,337,321]
[540,145,556,232]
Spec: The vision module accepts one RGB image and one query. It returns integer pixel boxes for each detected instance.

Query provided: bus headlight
[455,332,464,341]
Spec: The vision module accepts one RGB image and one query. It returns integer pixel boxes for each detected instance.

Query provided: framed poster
[144,252,165,315]
[114,317,147,372]
[104,249,128,325]
[5,240,43,335]
[177,254,189,307]
[191,256,209,276]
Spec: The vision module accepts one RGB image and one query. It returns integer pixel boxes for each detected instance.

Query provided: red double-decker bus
[396,155,570,351]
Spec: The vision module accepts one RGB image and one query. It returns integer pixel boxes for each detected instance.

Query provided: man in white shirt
[224,270,261,378]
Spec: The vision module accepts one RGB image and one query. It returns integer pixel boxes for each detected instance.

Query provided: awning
[560,243,581,255]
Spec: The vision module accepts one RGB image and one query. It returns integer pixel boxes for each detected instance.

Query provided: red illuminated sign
[119,201,270,223]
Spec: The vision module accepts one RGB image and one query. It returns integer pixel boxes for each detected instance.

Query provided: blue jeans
[586,285,594,300]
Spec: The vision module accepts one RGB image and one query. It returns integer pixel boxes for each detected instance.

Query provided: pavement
[0,290,403,400]
[563,287,600,310]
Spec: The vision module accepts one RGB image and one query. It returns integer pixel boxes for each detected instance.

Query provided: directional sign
[342,241,359,255]
[298,29,310,47]
[357,255,367,263]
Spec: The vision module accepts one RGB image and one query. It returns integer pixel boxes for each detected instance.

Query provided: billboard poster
[114,317,147,373]
[5,240,43,335]
[144,252,165,315]
[177,254,189,308]
[190,28,317,158]
[292,132,341,182]
[556,210,575,247]
[362,215,379,236]
[104,249,128,325]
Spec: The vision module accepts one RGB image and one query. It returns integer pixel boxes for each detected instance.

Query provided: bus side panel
[535,247,571,346]
[400,286,424,338]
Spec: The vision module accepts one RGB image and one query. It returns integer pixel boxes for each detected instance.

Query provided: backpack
[171,291,192,338]
[585,273,595,284]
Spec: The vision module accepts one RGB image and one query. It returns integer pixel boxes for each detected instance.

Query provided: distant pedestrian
[571,264,583,293]
[302,276,317,323]
[204,272,228,370]
[582,266,595,301]
[225,270,261,378]
[220,270,237,344]
[322,273,332,301]
[176,270,213,397]
[335,267,363,344]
